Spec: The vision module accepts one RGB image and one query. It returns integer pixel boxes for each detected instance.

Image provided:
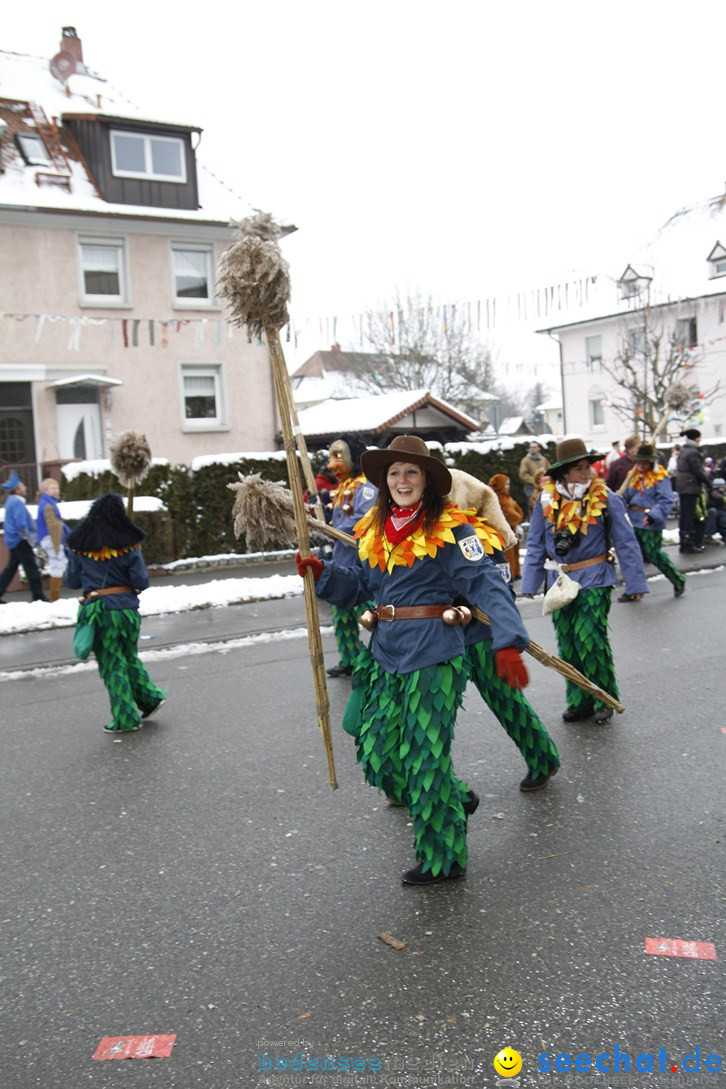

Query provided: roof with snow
[0,40,253,224]
[497,416,534,436]
[539,190,726,332]
[295,389,480,443]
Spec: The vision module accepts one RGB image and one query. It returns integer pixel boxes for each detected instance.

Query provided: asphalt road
[1,562,724,1089]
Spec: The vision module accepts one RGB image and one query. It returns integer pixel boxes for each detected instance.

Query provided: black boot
[402,862,466,885]
[562,705,594,722]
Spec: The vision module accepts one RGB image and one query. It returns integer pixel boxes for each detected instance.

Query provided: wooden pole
[307,518,625,713]
[267,327,337,789]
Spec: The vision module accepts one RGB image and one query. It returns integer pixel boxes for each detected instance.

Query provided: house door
[56,402,104,460]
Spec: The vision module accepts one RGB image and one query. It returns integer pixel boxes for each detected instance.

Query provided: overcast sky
[4,0,726,382]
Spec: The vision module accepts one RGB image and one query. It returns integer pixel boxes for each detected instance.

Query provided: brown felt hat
[549,437,603,472]
[361,435,452,495]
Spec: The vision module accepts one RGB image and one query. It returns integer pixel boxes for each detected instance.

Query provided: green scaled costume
[349,647,471,877]
[465,640,559,779]
[552,586,619,714]
[84,600,166,732]
[330,603,369,669]
[634,527,685,590]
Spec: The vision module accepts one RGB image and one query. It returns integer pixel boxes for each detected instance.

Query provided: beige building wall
[0,215,278,468]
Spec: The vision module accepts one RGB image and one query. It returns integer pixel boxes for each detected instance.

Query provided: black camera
[553,529,578,557]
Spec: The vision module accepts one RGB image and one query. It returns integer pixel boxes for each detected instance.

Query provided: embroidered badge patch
[362,485,376,501]
[496,561,512,583]
[458,535,485,561]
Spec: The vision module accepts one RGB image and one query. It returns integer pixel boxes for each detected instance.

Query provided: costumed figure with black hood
[324,434,378,677]
[521,437,648,725]
[620,443,685,599]
[297,435,532,885]
[66,494,166,733]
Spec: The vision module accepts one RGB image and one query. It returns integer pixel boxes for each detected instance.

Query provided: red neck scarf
[384,502,425,545]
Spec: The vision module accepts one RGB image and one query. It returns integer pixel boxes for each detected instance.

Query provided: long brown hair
[372,469,446,539]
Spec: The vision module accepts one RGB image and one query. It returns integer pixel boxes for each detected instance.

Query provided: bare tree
[355,291,497,421]
[601,306,721,439]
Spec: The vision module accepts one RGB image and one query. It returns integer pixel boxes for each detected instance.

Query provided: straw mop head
[217,212,291,338]
[228,473,299,552]
[665,381,693,413]
[109,431,152,487]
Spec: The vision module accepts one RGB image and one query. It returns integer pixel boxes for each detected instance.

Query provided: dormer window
[617,265,652,301]
[110,130,186,183]
[707,242,726,278]
[15,132,52,167]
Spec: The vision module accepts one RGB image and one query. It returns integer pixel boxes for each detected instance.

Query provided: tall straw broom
[218,213,337,789]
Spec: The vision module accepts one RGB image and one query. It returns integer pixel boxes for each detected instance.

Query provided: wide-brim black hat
[633,443,657,461]
[361,435,452,496]
[549,437,603,472]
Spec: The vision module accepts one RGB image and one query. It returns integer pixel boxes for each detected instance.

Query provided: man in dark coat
[675,428,711,553]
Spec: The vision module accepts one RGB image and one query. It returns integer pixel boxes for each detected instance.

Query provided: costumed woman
[66,494,166,734]
[324,434,378,678]
[36,478,70,602]
[487,473,524,581]
[521,437,648,726]
[296,435,532,885]
[620,443,685,600]
[0,471,47,603]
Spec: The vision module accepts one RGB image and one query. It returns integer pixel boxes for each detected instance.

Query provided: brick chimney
[60,27,87,73]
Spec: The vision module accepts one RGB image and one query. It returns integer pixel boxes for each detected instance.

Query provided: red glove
[495,646,529,690]
[295,552,324,581]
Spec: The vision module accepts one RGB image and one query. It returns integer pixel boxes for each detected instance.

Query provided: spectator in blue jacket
[0,472,47,603]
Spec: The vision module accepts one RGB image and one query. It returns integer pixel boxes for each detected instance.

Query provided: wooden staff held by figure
[218,212,337,789]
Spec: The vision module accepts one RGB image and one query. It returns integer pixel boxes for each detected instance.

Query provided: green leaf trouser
[88,603,166,732]
[551,586,619,713]
[465,640,560,778]
[634,527,685,590]
[347,647,471,877]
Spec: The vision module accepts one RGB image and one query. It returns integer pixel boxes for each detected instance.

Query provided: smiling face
[493,1047,523,1077]
[563,459,593,486]
[386,461,426,508]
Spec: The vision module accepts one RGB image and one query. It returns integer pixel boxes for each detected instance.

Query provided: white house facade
[541,190,726,448]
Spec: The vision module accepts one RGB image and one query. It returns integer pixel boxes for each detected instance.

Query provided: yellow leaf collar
[72,543,142,561]
[542,478,609,536]
[355,503,504,572]
[332,474,367,508]
[631,464,669,492]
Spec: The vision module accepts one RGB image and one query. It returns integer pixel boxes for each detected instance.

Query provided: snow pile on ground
[0,574,302,635]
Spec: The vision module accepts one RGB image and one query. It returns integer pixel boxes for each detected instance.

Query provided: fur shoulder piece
[446,468,517,549]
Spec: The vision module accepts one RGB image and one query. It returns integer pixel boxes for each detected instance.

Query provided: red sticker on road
[645,938,717,960]
[93,1034,177,1060]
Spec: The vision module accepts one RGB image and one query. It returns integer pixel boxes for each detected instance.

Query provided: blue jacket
[521,488,648,598]
[2,495,34,549]
[330,476,378,566]
[66,547,149,611]
[315,520,530,675]
[621,474,674,531]
[36,493,70,545]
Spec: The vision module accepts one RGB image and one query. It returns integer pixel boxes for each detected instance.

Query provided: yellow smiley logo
[493,1047,523,1077]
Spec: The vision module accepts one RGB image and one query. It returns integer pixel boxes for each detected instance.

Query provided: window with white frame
[627,326,646,355]
[78,237,128,305]
[589,396,606,429]
[181,365,225,428]
[706,243,726,278]
[111,130,186,183]
[15,133,52,166]
[171,244,214,306]
[585,334,602,370]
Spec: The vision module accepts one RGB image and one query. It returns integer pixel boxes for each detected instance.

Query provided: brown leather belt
[561,552,612,573]
[80,585,136,603]
[628,504,650,511]
[375,604,471,625]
